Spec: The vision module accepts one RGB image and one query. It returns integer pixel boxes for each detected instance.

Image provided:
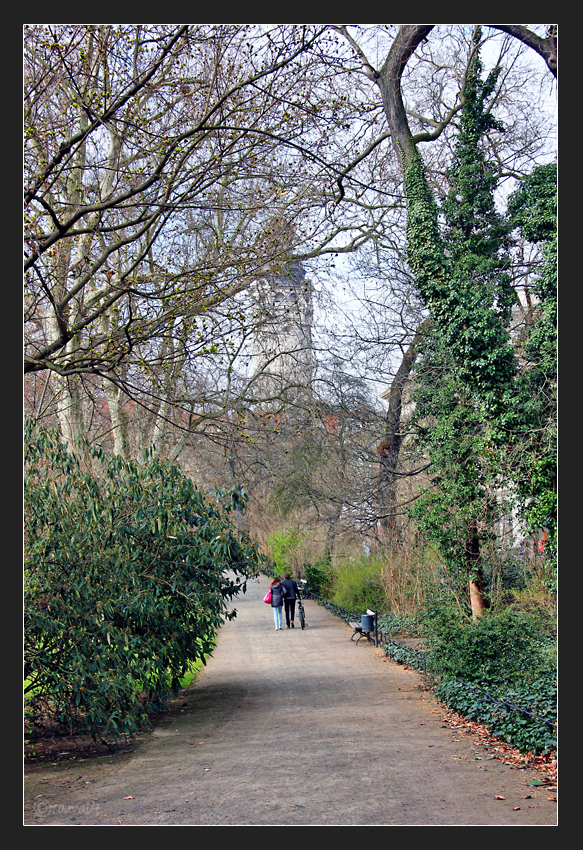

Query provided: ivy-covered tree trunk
[385,30,518,617]
[370,29,556,609]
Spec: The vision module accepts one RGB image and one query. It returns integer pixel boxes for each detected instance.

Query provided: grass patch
[178,637,216,689]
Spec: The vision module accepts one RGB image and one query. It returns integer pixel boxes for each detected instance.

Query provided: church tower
[251,257,313,400]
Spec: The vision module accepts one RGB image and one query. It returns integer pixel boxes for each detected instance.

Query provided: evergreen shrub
[419,598,556,753]
[304,558,333,596]
[422,600,555,686]
[24,422,264,739]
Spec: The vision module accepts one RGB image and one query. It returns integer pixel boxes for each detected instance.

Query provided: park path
[25,575,556,826]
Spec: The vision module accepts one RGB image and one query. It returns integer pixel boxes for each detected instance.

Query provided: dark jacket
[270,581,285,607]
[282,578,299,600]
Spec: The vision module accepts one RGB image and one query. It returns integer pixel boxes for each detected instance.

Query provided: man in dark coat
[282,573,299,628]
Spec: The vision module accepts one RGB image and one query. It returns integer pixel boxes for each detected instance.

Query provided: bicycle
[296,580,308,629]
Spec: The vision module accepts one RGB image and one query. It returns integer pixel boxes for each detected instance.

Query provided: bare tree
[25,25,407,455]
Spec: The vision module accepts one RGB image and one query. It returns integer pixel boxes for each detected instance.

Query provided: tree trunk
[42,302,86,452]
[377,26,435,169]
[150,327,188,458]
[378,319,429,542]
[103,377,131,459]
[377,25,556,171]
[469,574,487,619]
[467,520,487,619]
[55,374,85,449]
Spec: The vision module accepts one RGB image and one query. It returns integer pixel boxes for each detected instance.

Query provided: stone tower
[251,257,313,400]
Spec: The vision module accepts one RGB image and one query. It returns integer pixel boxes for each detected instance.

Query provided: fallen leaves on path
[440,707,557,787]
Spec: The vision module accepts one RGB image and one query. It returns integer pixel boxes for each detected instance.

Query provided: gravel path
[24,575,557,826]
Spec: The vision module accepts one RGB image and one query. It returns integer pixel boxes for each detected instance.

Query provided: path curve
[25,575,557,825]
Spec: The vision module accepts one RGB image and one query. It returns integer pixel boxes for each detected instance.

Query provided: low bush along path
[24,575,557,825]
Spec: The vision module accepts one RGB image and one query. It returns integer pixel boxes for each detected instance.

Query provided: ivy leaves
[404,35,522,614]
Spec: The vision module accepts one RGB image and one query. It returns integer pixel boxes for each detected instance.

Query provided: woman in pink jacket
[269,576,285,630]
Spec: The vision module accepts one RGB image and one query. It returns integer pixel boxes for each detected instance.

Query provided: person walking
[269,576,285,630]
[282,573,299,628]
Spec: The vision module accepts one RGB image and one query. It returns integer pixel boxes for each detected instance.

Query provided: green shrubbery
[330,556,387,614]
[422,601,555,686]
[304,558,333,597]
[434,677,556,754]
[377,612,422,637]
[379,596,557,754]
[267,528,305,576]
[24,422,264,740]
[420,598,556,753]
